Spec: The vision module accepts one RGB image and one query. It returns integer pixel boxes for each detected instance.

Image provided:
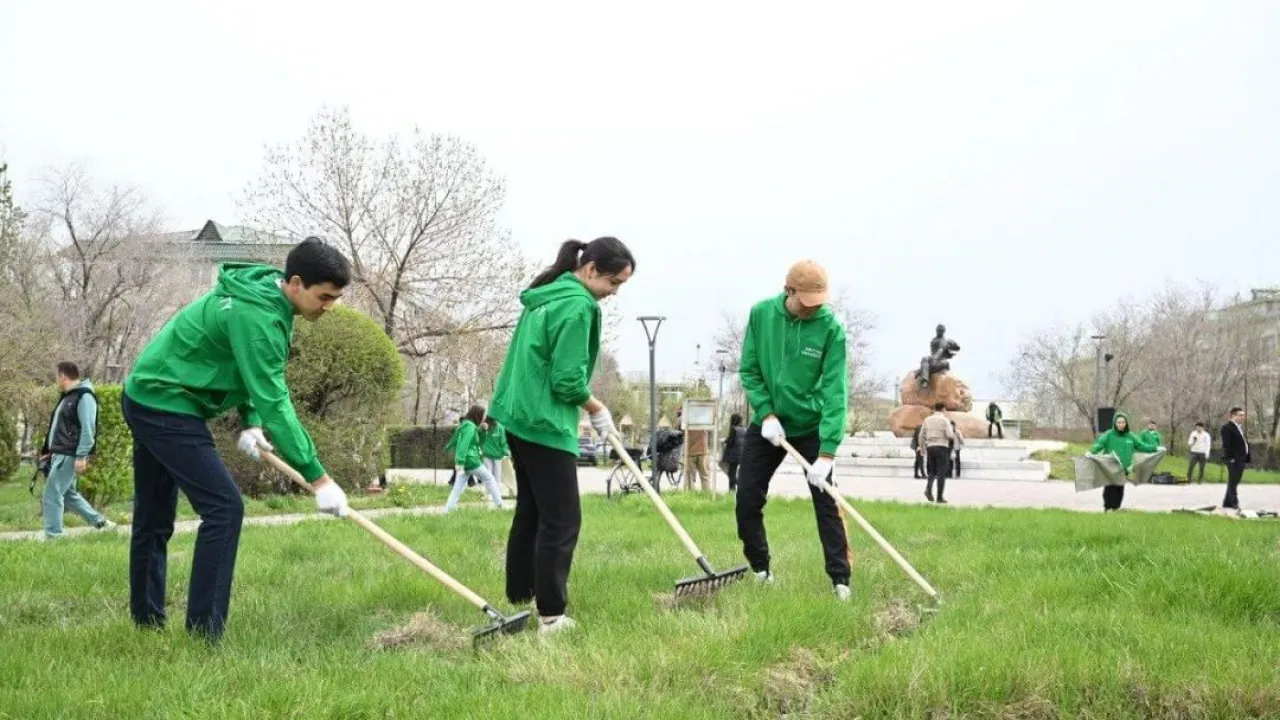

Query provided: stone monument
[889,324,987,438]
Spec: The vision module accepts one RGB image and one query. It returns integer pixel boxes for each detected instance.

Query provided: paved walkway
[6,469,1276,542]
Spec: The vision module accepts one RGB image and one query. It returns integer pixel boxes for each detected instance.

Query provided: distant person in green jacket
[736,260,854,602]
[480,417,511,493]
[489,236,635,637]
[1089,411,1160,511]
[444,405,505,513]
[122,238,352,641]
[1138,419,1162,450]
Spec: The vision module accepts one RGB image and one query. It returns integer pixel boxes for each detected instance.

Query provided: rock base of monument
[888,370,987,438]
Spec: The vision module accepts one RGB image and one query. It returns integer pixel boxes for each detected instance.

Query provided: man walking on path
[734,260,854,601]
[1219,407,1249,509]
[1186,422,1211,484]
[39,362,113,539]
[122,237,352,641]
[921,403,955,503]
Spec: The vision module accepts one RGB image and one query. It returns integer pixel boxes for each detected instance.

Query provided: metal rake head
[470,609,532,649]
[673,565,750,599]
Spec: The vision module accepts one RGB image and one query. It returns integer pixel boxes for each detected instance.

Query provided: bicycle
[605,449,682,498]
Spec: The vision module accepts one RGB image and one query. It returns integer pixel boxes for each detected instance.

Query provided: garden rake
[257,447,531,648]
[780,439,940,602]
[604,432,749,598]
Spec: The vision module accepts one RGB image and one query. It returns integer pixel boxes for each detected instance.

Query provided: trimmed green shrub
[387,424,459,469]
[217,305,404,495]
[77,385,131,506]
[26,384,132,506]
[0,403,18,480]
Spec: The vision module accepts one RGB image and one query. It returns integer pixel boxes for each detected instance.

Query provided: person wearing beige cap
[735,259,855,601]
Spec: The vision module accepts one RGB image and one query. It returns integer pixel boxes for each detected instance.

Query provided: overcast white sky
[2,0,1277,399]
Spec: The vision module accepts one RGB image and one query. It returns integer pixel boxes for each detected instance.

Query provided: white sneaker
[834,584,852,602]
[96,519,117,531]
[537,615,577,637]
[754,570,774,584]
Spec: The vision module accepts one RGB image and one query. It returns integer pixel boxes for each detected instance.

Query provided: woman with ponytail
[488,236,635,636]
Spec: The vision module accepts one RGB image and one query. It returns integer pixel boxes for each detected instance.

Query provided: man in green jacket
[736,260,854,601]
[122,237,351,640]
[1138,419,1162,450]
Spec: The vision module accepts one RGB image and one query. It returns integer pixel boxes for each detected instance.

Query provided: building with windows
[154,220,298,287]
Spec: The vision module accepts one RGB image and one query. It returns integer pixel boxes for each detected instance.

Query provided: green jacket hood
[1112,411,1131,434]
[214,264,293,315]
[520,272,596,310]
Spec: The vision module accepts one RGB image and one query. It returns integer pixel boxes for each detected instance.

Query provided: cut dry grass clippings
[873,597,923,641]
[368,610,468,652]
[754,647,839,718]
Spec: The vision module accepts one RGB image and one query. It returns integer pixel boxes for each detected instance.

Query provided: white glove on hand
[237,428,272,460]
[590,407,617,441]
[761,417,786,447]
[315,481,349,517]
[807,457,834,489]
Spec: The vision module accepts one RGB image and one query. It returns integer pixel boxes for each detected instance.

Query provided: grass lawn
[1033,444,1280,485]
[1,465,457,533]
[1,491,1277,718]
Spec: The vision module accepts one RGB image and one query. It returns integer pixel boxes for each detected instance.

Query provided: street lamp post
[713,349,728,498]
[638,316,666,493]
[1090,334,1106,433]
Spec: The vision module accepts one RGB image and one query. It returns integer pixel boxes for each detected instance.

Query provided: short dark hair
[464,405,486,425]
[56,361,80,380]
[285,237,351,288]
[1195,422,1204,428]
[933,402,946,412]
[730,412,742,427]
[1229,406,1244,415]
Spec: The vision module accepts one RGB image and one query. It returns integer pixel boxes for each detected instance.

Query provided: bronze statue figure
[916,324,960,389]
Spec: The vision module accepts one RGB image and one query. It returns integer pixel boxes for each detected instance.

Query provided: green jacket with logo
[739,294,848,455]
[124,264,325,481]
[1090,412,1159,472]
[489,272,600,456]
[445,419,483,471]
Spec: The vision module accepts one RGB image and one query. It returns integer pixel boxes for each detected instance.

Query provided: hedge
[0,403,18,480]
[28,384,132,507]
[387,424,459,469]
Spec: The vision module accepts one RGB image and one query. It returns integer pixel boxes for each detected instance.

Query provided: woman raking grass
[488,237,635,637]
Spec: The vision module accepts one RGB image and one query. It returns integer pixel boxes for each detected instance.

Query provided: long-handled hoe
[605,432,749,598]
[258,448,531,648]
[779,439,940,603]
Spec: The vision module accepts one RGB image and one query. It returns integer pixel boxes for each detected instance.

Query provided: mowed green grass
[1034,443,1280,485]
[0,466,456,532]
[1,491,1277,719]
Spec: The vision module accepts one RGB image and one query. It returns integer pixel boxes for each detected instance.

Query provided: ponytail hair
[529,236,636,289]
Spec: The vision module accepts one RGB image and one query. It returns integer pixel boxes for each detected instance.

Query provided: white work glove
[807,457,834,489]
[761,416,786,447]
[590,407,617,441]
[237,428,272,460]
[1157,446,1167,453]
[315,480,349,517]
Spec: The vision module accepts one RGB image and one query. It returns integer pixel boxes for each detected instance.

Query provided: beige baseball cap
[785,260,829,306]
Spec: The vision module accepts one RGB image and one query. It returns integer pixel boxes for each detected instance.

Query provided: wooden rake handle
[781,439,939,600]
[257,447,492,612]
[605,432,708,563]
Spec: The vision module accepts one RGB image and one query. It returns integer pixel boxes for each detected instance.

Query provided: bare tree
[29,162,178,378]
[242,106,531,357]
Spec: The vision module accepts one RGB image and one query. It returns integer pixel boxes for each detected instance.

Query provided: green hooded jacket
[739,294,849,455]
[489,272,600,456]
[124,264,325,481]
[445,419,483,471]
[1090,411,1159,472]
[480,421,510,459]
[1138,428,1162,448]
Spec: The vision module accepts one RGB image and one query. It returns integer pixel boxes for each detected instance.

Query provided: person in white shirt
[1186,422,1211,484]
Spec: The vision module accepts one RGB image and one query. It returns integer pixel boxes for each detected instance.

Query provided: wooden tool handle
[258,448,491,610]
[781,439,939,599]
[605,433,707,562]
